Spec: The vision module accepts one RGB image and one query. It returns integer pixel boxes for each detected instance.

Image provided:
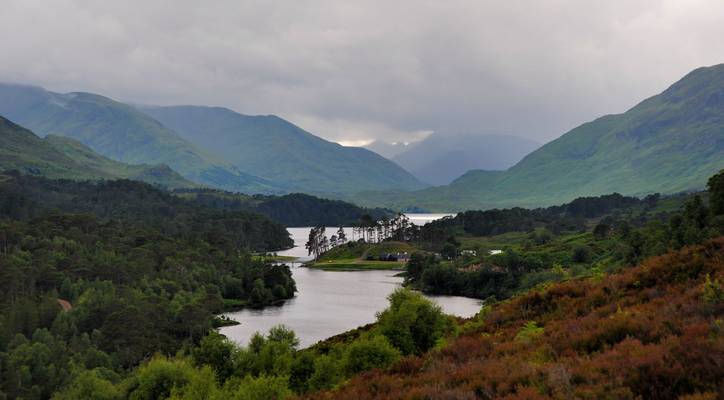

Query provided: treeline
[0,172,293,251]
[424,192,660,238]
[178,189,390,227]
[407,171,724,301]
[0,173,298,398]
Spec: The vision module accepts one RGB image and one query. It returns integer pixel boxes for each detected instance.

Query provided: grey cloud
[1,0,723,144]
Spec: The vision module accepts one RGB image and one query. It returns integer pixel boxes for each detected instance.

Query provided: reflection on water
[222,213,478,348]
[275,213,453,262]
[220,267,482,348]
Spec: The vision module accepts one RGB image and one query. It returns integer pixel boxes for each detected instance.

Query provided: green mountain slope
[0,116,196,188]
[0,116,97,179]
[139,105,426,195]
[44,134,197,188]
[0,84,285,194]
[357,64,724,211]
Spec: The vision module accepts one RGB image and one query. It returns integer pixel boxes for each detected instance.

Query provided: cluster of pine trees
[305,214,420,260]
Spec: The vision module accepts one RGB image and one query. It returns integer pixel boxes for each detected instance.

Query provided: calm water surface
[221,213,479,348]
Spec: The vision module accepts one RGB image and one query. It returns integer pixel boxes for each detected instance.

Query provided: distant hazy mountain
[0,115,195,188]
[0,83,284,194]
[140,105,426,195]
[355,64,724,211]
[364,140,414,159]
[390,133,540,185]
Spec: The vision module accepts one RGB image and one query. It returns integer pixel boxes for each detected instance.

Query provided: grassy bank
[307,240,419,271]
[309,259,406,271]
[252,254,299,263]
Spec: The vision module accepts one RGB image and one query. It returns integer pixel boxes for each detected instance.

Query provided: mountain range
[138,105,424,195]
[387,133,540,185]
[2,63,722,211]
[0,83,282,193]
[354,64,724,211]
[0,83,424,195]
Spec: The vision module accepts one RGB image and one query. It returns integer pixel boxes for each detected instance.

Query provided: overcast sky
[2,1,723,146]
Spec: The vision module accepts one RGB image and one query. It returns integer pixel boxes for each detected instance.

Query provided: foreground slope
[308,237,724,399]
[0,83,283,193]
[359,64,724,211]
[391,133,540,185]
[140,105,426,195]
[0,116,194,188]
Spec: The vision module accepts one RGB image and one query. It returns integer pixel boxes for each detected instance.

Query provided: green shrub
[703,274,724,305]
[213,375,291,400]
[126,357,197,400]
[376,288,452,355]
[52,369,122,400]
[343,335,401,374]
[307,355,341,392]
[515,321,544,344]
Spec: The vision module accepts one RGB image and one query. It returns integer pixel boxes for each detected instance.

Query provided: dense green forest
[0,173,297,399]
[0,173,292,251]
[0,168,451,398]
[177,189,389,227]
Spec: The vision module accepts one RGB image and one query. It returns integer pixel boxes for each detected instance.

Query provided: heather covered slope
[307,237,724,399]
[357,64,724,211]
[0,116,194,188]
[0,83,284,193]
[140,105,426,195]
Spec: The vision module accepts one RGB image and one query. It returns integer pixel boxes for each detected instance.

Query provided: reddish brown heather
[304,237,724,400]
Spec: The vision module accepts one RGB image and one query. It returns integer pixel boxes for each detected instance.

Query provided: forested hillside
[179,189,390,227]
[0,173,292,251]
[0,174,296,399]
